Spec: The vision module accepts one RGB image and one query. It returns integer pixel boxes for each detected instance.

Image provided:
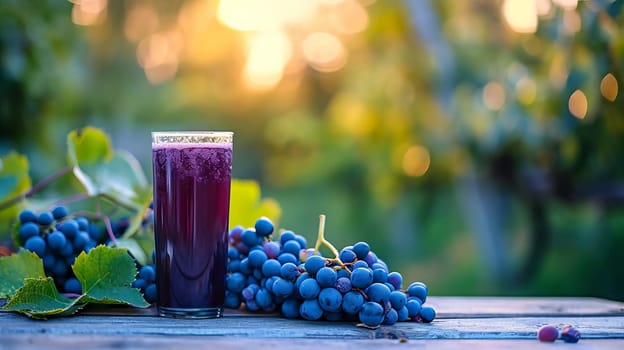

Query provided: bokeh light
[600,73,618,102]
[568,89,588,119]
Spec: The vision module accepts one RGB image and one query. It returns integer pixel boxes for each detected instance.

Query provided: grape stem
[72,210,118,245]
[0,166,73,211]
[313,214,350,271]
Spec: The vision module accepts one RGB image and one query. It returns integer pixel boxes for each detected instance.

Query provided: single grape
[373,268,388,283]
[389,291,407,310]
[335,277,352,293]
[281,298,300,318]
[352,242,370,259]
[255,288,273,308]
[245,299,260,311]
[224,291,241,309]
[299,278,321,300]
[254,217,274,237]
[239,258,251,274]
[304,255,326,275]
[263,241,281,259]
[248,249,268,268]
[253,268,264,280]
[138,265,156,282]
[263,303,277,313]
[132,278,148,290]
[383,308,398,325]
[339,248,357,263]
[397,306,409,321]
[63,277,82,294]
[406,299,422,318]
[364,252,378,267]
[47,231,67,252]
[227,272,246,293]
[318,287,342,312]
[537,325,559,342]
[24,236,46,257]
[60,220,79,240]
[352,260,369,270]
[242,284,260,301]
[316,267,337,288]
[560,325,581,343]
[407,281,428,303]
[228,260,240,272]
[280,262,300,280]
[60,241,74,257]
[281,240,301,257]
[342,291,365,314]
[51,206,68,220]
[336,268,349,279]
[294,235,307,250]
[359,301,384,327]
[295,272,310,293]
[37,211,54,226]
[299,248,318,263]
[42,253,57,270]
[279,230,296,245]
[18,222,40,241]
[229,226,244,245]
[262,259,282,277]
[18,209,37,224]
[228,246,240,260]
[419,306,436,323]
[350,267,373,289]
[241,228,260,247]
[75,217,89,231]
[51,259,68,277]
[272,278,295,297]
[366,283,391,305]
[73,231,90,251]
[65,254,76,266]
[277,252,298,265]
[387,272,403,290]
[300,299,323,321]
[264,276,280,293]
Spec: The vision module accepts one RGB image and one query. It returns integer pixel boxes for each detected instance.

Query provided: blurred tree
[1,0,623,300]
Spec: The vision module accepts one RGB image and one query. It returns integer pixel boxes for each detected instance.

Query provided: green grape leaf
[3,277,86,320]
[67,126,113,167]
[0,151,31,241]
[112,237,148,266]
[229,179,281,229]
[72,245,149,308]
[79,150,152,209]
[0,249,45,298]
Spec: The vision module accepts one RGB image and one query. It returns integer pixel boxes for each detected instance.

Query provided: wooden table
[1,297,623,349]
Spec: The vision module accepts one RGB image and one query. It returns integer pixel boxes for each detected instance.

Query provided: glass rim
[152,131,233,145]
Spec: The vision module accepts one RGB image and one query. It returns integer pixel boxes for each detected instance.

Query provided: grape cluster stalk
[225,215,436,327]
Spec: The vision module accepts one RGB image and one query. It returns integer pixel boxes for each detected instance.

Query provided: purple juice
[152,132,232,318]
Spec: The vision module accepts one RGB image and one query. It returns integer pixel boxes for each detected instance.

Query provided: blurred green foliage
[1,0,623,300]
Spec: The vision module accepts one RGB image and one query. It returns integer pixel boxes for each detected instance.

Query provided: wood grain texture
[1,312,623,339]
[75,296,624,318]
[1,297,623,350]
[1,335,624,350]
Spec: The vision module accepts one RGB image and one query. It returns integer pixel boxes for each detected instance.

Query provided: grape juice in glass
[151,131,232,318]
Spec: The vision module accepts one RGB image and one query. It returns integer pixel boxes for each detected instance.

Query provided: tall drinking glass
[151,131,233,318]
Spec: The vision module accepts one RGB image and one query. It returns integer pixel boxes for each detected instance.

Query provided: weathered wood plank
[1,312,622,339]
[75,296,624,318]
[2,334,623,350]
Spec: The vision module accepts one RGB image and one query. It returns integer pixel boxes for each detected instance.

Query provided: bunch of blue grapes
[16,206,105,294]
[132,262,157,304]
[225,217,436,327]
[16,205,157,304]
